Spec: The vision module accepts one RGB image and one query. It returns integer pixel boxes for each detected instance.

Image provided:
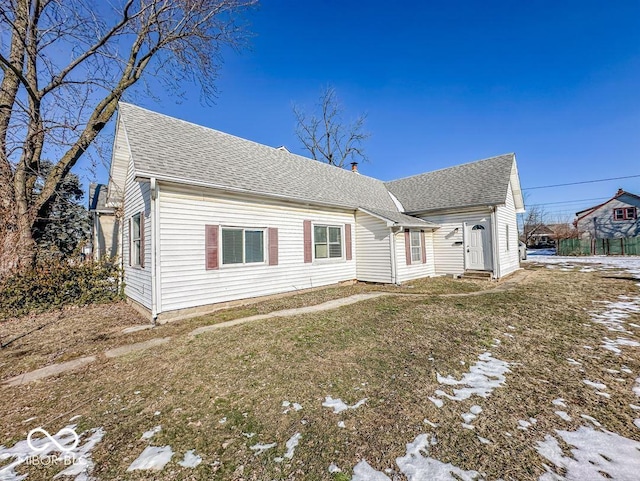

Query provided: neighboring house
[575,189,640,239]
[88,183,120,260]
[105,103,525,321]
[522,223,576,248]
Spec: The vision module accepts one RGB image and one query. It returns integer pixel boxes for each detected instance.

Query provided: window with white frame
[221,228,265,265]
[314,225,342,259]
[131,213,141,266]
[410,230,422,263]
[506,224,510,251]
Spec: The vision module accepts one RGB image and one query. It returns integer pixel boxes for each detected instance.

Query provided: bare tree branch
[293,85,370,168]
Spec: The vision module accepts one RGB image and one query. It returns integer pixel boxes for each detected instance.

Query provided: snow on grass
[423,419,439,428]
[178,450,202,468]
[282,401,303,413]
[274,432,301,462]
[126,445,173,471]
[517,420,532,430]
[141,425,161,440]
[328,462,342,473]
[554,411,572,422]
[352,434,481,481]
[582,379,607,390]
[579,414,602,427]
[536,426,640,481]
[552,398,567,408]
[566,358,582,366]
[427,396,443,408]
[0,424,104,481]
[322,396,367,413]
[477,436,491,445]
[603,337,640,354]
[433,352,510,403]
[249,442,277,455]
[337,421,346,428]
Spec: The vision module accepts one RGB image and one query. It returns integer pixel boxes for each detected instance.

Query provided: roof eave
[135,172,361,212]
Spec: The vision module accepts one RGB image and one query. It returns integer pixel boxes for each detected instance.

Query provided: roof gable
[385,154,524,214]
[117,103,398,212]
[576,190,640,221]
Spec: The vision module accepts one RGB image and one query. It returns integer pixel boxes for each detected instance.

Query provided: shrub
[0,260,122,320]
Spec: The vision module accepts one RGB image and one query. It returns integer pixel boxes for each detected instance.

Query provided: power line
[527,196,609,207]
[522,174,640,190]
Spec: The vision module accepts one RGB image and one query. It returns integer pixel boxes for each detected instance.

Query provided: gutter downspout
[150,178,159,323]
[490,207,499,279]
[389,227,399,285]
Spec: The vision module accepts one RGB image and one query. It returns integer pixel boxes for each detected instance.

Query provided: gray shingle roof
[88,183,112,212]
[385,154,515,213]
[118,103,398,213]
[360,208,438,228]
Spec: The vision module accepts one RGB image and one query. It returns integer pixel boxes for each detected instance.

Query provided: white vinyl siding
[354,212,393,283]
[394,229,435,283]
[420,208,491,277]
[495,182,520,277]
[122,157,152,308]
[158,184,356,313]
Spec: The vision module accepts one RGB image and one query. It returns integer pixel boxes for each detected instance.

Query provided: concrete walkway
[3,274,528,387]
[189,293,384,336]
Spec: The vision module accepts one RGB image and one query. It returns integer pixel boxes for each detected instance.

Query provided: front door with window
[466,222,492,271]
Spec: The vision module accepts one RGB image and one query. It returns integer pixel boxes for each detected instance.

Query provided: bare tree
[0,0,257,274]
[518,205,548,247]
[293,86,370,168]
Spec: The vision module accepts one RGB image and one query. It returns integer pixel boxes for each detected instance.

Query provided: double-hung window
[222,228,265,265]
[131,213,142,266]
[614,207,637,221]
[314,225,342,259]
[410,230,422,263]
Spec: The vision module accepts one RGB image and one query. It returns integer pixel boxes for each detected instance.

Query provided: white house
[102,103,525,321]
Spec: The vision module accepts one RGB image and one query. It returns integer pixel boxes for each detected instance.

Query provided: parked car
[519,241,527,260]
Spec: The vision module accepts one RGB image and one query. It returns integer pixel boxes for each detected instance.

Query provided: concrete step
[462,270,493,279]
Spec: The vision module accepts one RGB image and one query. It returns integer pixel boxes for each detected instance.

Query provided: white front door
[466,222,493,271]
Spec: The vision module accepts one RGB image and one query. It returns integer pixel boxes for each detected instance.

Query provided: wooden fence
[557,237,640,256]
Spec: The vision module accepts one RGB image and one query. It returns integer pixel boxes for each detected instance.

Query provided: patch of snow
[477,436,491,445]
[634,419,640,430]
[127,445,173,471]
[552,398,567,408]
[322,396,367,413]
[630,404,640,411]
[218,417,227,424]
[352,460,392,481]
[153,411,161,416]
[141,425,161,440]
[582,380,607,390]
[595,392,611,399]
[461,412,477,424]
[470,405,482,415]
[396,434,481,481]
[0,424,104,481]
[518,420,532,430]
[536,426,640,480]
[579,415,602,427]
[461,423,475,430]
[555,411,572,422]
[242,432,255,438]
[328,462,342,473]
[338,421,345,428]
[602,337,640,354]
[249,442,277,455]
[622,367,633,374]
[427,397,444,408]
[423,419,439,428]
[178,450,202,468]
[282,432,301,460]
[566,358,582,366]
[433,352,510,404]
[68,415,81,422]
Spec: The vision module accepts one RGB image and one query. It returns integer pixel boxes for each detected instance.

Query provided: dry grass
[1,267,639,480]
[0,277,484,379]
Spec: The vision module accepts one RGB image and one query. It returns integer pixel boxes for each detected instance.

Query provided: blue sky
[90,0,640,220]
